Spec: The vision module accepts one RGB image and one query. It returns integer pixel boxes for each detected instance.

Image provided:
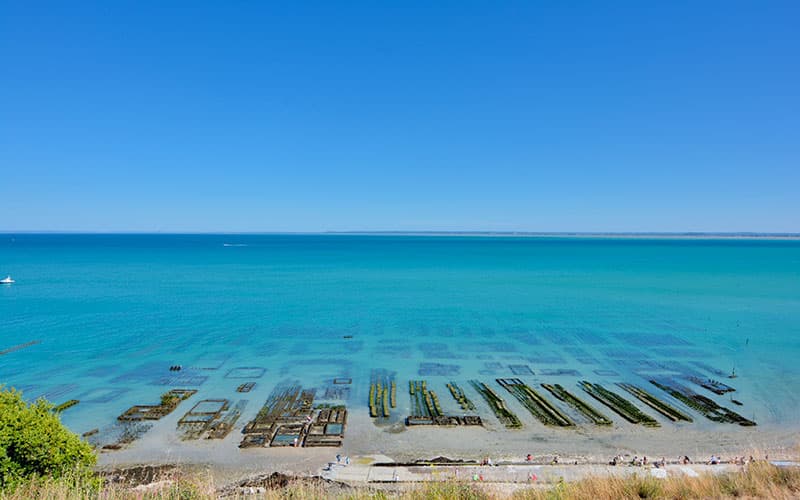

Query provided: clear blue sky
[2,1,798,232]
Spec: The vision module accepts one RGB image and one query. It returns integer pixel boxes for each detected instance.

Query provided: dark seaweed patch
[540,369,581,376]
[78,387,129,404]
[653,348,710,359]
[568,329,606,345]
[611,332,690,347]
[541,383,612,425]
[225,367,266,379]
[322,385,350,400]
[458,342,517,352]
[650,379,755,426]
[525,353,565,364]
[188,353,232,370]
[469,380,522,429]
[110,362,166,384]
[36,384,78,401]
[152,374,208,386]
[579,381,659,427]
[418,362,460,376]
[509,365,534,376]
[497,378,574,427]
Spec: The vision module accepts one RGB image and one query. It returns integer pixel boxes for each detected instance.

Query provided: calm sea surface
[1,234,799,434]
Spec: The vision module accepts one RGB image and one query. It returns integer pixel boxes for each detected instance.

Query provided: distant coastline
[326,231,800,240]
[1,231,799,239]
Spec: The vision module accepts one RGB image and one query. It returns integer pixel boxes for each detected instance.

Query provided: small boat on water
[0,275,14,284]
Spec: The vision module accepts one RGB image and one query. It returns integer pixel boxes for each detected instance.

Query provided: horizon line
[2,230,800,238]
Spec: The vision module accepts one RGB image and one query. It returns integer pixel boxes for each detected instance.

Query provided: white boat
[0,275,14,284]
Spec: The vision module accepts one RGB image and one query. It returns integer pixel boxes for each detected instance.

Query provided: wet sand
[97,410,800,486]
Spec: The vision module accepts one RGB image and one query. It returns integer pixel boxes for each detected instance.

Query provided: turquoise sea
[1,234,799,438]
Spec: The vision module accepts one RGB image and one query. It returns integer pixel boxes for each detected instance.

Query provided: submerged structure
[405,380,482,426]
[579,381,660,427]
[240,383,347,448]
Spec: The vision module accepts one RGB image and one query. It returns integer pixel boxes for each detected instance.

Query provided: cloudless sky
[1,1,799,232]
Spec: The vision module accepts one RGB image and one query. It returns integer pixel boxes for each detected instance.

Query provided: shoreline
[96,410,800,487]
[97,455,800,492]
[48,457,800,500]
[325,232,800,240]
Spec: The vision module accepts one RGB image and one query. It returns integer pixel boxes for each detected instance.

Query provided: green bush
[0,386,96,488]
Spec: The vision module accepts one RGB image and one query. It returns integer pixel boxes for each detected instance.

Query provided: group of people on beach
[608,454,761,467]
[482,454,561,465]
[609,455,661,467]
[729,456,758,465]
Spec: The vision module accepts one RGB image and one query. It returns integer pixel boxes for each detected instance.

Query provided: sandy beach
[97,408,800,487]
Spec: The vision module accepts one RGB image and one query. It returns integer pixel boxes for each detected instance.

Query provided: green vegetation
[513,461,800,500]
[369,383,378,417]
[542,383,613,426]
[160,389,195,410]
[580,381,660,427]
[53,399,80,413]
[650,380,756,426]
[0,387,96,489]
[497,379,574,427]
[447,382,476,411]
[617,383,693,422]
[2,461,799,499]
[369,373,394,419]
[469,380,522,428]
[382,386,390,417]
[369,381,391,418]
[410,380,443,417]
[313,403,346,410]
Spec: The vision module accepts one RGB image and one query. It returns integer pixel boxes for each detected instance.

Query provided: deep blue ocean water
[1,234,798,435]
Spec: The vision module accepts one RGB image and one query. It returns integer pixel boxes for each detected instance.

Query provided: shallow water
[1,234,798,438]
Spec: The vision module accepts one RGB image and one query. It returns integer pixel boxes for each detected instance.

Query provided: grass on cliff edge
[2,461,799,500]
